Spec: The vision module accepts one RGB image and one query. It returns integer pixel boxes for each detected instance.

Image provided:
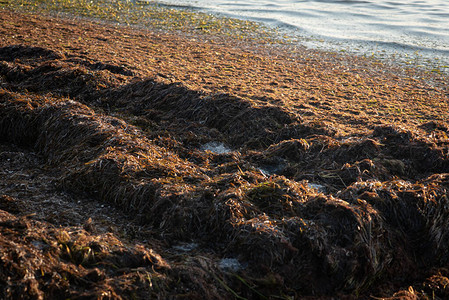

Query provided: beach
[1,6,449,299]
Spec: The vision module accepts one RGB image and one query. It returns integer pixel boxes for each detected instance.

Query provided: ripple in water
[158,0,449,73]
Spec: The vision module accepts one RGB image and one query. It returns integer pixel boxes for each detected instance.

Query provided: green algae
[6,0,281,43]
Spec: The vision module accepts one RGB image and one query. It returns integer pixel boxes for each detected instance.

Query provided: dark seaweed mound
[2,45,449,299]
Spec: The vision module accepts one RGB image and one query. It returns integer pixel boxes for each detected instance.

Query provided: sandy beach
[1,7,449,299]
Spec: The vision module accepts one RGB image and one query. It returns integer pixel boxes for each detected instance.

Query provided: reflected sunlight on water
[158,0,449,72]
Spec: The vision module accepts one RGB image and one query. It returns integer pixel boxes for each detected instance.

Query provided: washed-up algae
[1,9,449,300]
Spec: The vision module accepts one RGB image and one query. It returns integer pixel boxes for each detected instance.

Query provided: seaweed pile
[2,43,449,299]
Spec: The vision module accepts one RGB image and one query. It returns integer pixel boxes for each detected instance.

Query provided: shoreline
[155,0,449,76]
[1,7,449,299]
[4,0,449,77]
[8,4,447,144]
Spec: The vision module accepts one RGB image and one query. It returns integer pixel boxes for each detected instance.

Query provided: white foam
[219,258,243,272]
[201,142,232,154]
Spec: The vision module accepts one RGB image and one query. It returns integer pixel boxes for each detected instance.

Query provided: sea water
[157,0,449,73]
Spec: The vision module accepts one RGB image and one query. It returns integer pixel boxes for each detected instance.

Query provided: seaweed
[1,12,449,299]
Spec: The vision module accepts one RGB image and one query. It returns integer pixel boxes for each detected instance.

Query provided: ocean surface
[157,0,449,73]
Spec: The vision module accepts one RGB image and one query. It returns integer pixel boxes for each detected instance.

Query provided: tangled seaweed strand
[1,40,449,299]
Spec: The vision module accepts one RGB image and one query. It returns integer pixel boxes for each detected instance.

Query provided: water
[157,0,449,72]
[258,163,285,176]
[219,258,244,272]
[201,141,232,154]
[172,242,198,252]
[308,182,327,193]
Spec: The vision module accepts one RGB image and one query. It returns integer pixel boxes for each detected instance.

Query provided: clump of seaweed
[0,45,121,99]
[224,186,393,294]
[2,41,449,299]
[0,209,173,299]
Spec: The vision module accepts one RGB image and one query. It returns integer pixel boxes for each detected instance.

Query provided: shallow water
[158,0,449,72]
